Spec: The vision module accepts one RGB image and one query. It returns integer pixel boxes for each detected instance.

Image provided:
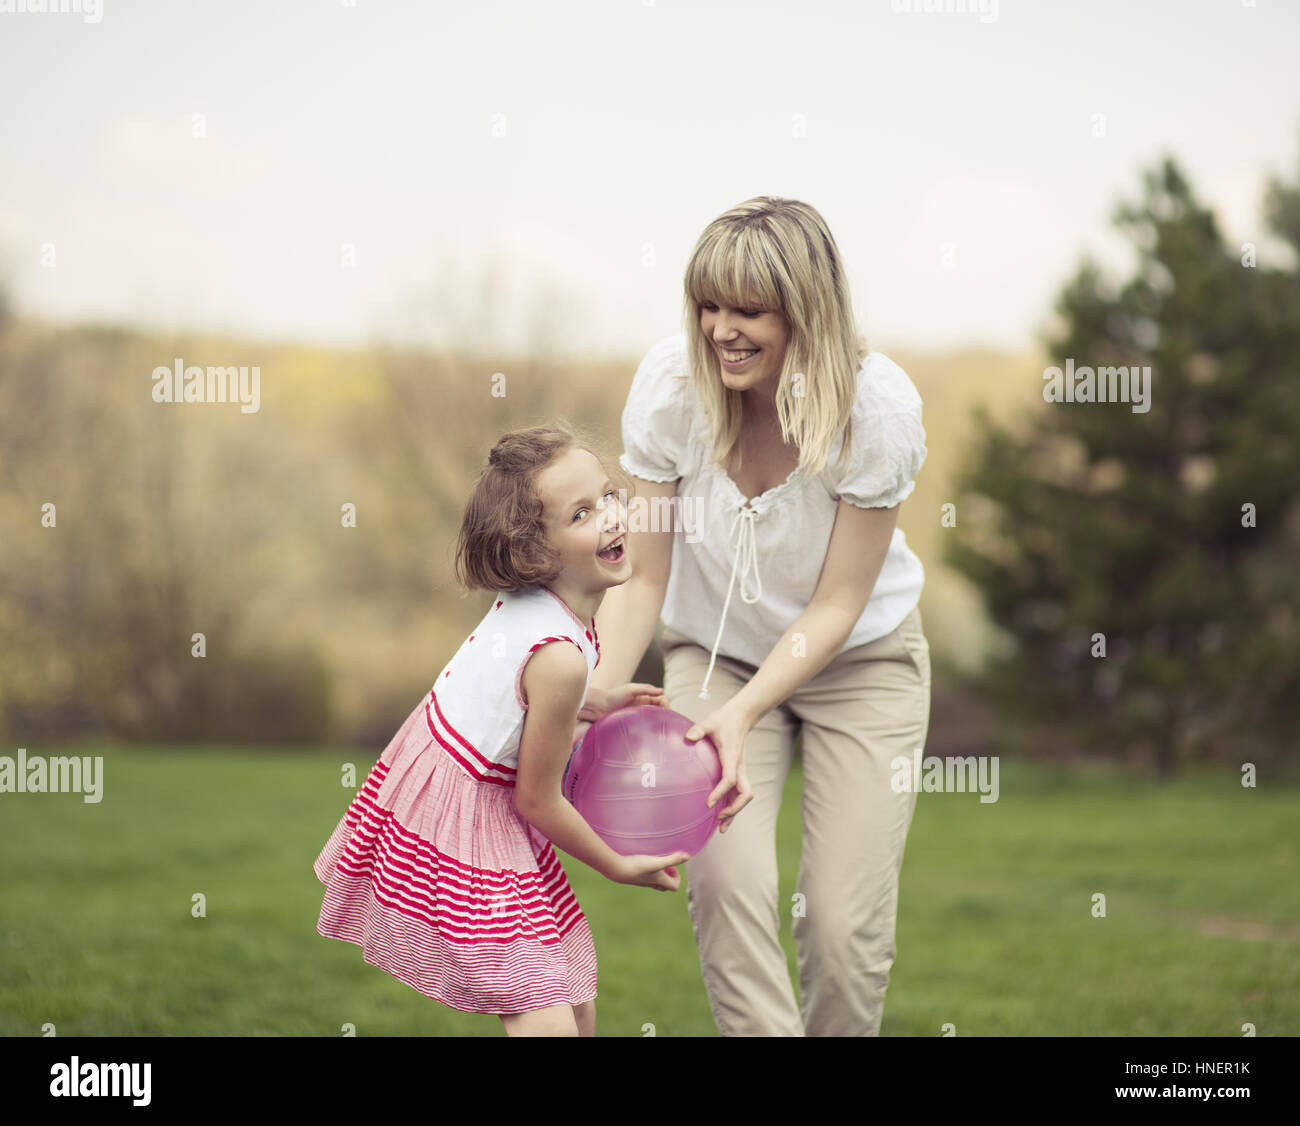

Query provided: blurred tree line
[0,324,333,743]
[0,274,630,748]
[2,146,1297,773]
[944,149,1300,777]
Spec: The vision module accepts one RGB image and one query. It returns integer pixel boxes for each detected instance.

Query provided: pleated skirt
[312,695,598,1015]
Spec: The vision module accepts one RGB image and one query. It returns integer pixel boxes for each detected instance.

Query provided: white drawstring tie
[699,503,762,700]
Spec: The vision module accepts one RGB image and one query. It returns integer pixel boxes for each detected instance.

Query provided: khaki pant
[660,605,931,1037]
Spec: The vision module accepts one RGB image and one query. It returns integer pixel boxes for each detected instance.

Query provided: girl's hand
[573,683,670,750]
[607,850,691,892]
[683,702,755,835]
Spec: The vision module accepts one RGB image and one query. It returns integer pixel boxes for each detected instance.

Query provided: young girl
[312,424,692,1037]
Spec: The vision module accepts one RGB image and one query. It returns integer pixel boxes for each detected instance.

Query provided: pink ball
[563,705,723,858]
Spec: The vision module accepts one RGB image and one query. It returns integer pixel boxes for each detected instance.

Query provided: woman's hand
[683,701,755,834]
[578,682,669,721]
[572,683,670,750]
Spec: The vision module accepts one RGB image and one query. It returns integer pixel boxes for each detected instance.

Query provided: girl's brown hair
[454,421,628,595]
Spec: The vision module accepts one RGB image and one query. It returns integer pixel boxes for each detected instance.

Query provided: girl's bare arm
[513,641,629,880]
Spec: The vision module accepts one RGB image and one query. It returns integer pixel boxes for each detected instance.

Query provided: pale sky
[1,0,1297,359]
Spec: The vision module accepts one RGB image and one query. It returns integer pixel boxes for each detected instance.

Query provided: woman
[582,196,932,1036]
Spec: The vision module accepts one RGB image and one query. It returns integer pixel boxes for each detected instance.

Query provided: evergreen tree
[944,153,1300,778]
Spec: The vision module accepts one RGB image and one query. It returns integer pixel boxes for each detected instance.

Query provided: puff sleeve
[837,353,928,509]
[618,333,691,483]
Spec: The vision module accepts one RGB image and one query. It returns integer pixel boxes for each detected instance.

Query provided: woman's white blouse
[618,332,928,699]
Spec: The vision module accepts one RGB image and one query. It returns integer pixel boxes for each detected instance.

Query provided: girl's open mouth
[598,539,625,563]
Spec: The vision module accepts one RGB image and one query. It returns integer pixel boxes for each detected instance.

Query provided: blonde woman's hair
[682,196,869,478]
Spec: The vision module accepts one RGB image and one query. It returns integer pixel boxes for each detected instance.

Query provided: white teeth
[723,349,757,362]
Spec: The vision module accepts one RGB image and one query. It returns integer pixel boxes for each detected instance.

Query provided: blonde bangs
[684,227,787,314]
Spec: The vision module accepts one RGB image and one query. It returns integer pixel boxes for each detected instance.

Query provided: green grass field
[1,741,1295,1037]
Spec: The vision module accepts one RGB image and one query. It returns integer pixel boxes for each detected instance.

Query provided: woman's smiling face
[699,296,790,404]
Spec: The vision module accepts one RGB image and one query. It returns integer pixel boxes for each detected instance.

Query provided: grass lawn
[1,740,1295,1036]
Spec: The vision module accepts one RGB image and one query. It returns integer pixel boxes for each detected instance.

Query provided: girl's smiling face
[535,447,630,587]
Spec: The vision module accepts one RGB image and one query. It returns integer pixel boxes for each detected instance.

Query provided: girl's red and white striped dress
[313,585,602,1015]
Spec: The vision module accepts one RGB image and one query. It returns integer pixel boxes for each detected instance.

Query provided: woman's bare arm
[589,475,678,692]
[724,501,899,729]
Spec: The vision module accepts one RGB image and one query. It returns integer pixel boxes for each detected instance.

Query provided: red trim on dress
[541,586,600,668]
[429,689,516,776]
[540,586,593,636]
[514,635,582,709]
[329,774,583,944]
[425,696,516,787]
[335,795,574,941]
